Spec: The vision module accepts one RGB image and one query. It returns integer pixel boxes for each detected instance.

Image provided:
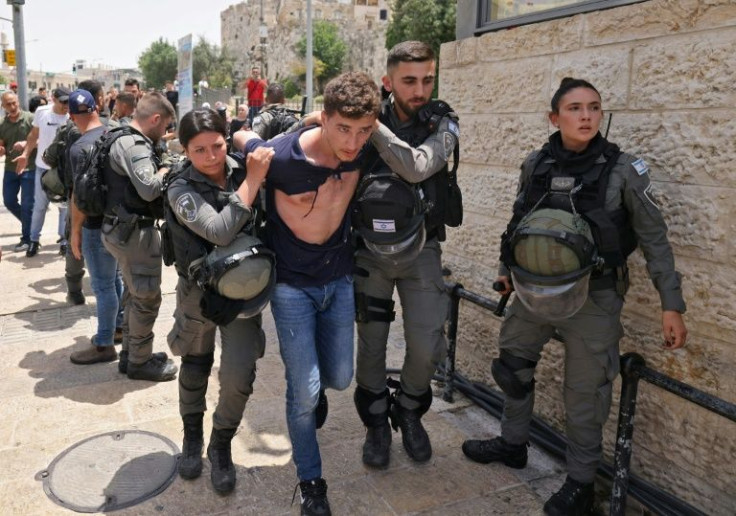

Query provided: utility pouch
[615,265,630,297]
[445,175,463,227]
[160,221,176,266]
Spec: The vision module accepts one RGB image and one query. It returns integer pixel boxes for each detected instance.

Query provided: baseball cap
[9,81,17,88]
[68,89,96,114]
[52,87,71,102]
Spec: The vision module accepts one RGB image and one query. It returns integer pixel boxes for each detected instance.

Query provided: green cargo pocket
[168,315,206,356]
[595,380,614,424]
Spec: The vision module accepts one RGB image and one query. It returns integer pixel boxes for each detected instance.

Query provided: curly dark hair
[323,71,381,119]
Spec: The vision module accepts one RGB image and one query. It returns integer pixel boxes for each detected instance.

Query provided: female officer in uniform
[165,109,274,494]
[462,78,688,515]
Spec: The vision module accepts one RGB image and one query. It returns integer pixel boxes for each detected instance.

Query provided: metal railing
[441,281,735,515]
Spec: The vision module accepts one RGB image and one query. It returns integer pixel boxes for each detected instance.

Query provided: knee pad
[355,292,395,323]
[180,353,214,391]
[354,385,390,427]
[491,351,537,400]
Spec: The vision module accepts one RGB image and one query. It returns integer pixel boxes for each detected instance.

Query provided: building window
[476,0,646,34]
[380,9,388,20]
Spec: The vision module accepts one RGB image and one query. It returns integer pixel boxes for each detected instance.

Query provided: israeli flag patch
[372,219,396,233]
[632,158,649,176]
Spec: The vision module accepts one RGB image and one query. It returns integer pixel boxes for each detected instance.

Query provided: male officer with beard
[352,41,460,468]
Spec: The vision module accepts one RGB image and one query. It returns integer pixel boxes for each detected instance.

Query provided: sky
[0,0,242,74]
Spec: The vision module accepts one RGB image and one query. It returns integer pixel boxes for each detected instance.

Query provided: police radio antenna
[604,112,613,139]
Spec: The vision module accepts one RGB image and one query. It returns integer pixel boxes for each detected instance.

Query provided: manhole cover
[38,430,180,513]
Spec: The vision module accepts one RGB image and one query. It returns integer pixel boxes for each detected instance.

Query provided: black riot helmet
[353,170,427,265]
[192,233,276,319]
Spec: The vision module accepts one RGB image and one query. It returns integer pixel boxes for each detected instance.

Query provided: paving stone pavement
[0,202,564,515]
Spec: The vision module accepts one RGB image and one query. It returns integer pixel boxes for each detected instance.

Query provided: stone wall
[440,1,736,513]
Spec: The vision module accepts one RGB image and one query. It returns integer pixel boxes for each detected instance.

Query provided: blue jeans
[2,168,35,242]
[30,167,67,243]
[82,227,124,346]
[247,105,261,127]
[270,276,355,481]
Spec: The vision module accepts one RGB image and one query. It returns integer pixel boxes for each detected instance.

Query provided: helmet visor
[511,269,590,320]
[364,223,426,265]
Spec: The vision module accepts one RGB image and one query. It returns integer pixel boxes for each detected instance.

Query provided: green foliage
[282,77,301,99]
[193,37,235,89]
[386,0,456,60]
[138,38,178,89]
[296,20,347,90]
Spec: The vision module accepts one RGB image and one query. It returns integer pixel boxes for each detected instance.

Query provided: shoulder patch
[134,163,155,185]
[643,183,659,209]
[447,120,460,138]
[632,158,649,176]
[175,193,198,223]
[443,132,456,160]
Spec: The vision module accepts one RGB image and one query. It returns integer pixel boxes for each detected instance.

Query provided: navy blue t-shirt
[245,129,362,287]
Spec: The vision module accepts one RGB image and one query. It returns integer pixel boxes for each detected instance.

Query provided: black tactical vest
[362,99,458,242]
[165,162,248,278]
[502,146,637,270]
[102,127,164,219]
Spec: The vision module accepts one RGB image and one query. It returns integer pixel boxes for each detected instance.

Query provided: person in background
[15,87,71,257]
[0,91,36,252]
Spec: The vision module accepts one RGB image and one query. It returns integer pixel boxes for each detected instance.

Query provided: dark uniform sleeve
[621,156,686,313]
[370,115,458,184]
[109,134,165,202]
[167,170,253,248]
[251,111,272,139]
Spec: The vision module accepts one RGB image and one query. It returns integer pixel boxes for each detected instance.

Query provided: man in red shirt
[245,66,267,127]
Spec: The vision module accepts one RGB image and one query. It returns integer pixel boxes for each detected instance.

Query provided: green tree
[193,37,235,90]
[296,20,347,91]
[138,38,178,89]
[386,0,456,65]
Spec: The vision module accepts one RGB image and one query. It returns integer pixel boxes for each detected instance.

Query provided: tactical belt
[589,271,616,291]
[103,214,155,228]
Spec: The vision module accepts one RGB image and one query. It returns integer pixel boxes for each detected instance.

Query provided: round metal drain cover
[38,430,180,513]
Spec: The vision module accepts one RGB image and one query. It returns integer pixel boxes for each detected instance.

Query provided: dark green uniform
[498,145,686,483]
[166,157,265,430]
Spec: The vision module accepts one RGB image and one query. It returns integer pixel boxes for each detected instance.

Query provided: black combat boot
[354,386,392,468]
[126,352,178,382]
[543,476,594,516]
[461,436,528,468]
[207,427,237,494]
[390,403,432,462]
[362,422,392,468]
[179,413,204,479]
[296,477,331,516]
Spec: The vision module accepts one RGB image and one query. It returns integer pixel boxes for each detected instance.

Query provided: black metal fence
[441,281,736,515]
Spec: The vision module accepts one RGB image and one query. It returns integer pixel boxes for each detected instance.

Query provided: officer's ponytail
[550,77,600,114]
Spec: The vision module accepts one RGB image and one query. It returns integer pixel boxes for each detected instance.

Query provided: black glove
[200,289,245,326]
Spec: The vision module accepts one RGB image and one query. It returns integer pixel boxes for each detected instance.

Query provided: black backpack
[73,126,135,217]
[260,107,300,140]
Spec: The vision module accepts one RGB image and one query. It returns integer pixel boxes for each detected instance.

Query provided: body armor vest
[103,127,164,219]
[362,99,457,242]
[503,146,637,270]
[165,161,248,278]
